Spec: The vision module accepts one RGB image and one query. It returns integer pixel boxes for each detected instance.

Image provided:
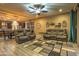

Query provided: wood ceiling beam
[0,7,27,18]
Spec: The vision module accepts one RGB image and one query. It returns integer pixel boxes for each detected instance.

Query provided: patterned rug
[16,40,77,56]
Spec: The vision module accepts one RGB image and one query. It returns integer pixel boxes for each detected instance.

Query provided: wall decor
[46,22,55,28]
[62,20,67,28]
[55,23,61,28]
[36,23,41,29]
[50,23,55,26]
[46,22,49,27]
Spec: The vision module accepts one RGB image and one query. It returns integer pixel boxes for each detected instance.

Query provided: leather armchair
[56,29,68,42]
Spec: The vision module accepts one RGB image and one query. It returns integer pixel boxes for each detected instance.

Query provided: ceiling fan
[26,4,48,15]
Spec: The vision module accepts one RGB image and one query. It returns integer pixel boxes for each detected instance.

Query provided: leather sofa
[15,30,36,44]
[43,32,56,40]
[43,29,58,40]
[43,29,68,42]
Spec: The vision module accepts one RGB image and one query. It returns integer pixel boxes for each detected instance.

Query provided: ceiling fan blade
[29,6,35,10]
[33,4,45,9]
[29,11,35,13]
[41,10,48,13]
[40,5,45,9]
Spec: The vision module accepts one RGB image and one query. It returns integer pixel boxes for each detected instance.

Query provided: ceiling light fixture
[24,3,48,15]
[35,9,40,14]
[59,9,62,12]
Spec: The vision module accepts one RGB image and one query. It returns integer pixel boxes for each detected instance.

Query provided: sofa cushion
[19,36,28,39]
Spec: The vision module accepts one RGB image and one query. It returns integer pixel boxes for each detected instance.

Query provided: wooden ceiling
[0,3,77,22]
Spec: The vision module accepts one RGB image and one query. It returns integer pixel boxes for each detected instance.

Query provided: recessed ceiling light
[59,9,62,12]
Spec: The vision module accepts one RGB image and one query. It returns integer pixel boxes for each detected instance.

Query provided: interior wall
[34,18,46,34]
[77,9,79,47]
[46,13,70,32]
[34,13,70,35]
